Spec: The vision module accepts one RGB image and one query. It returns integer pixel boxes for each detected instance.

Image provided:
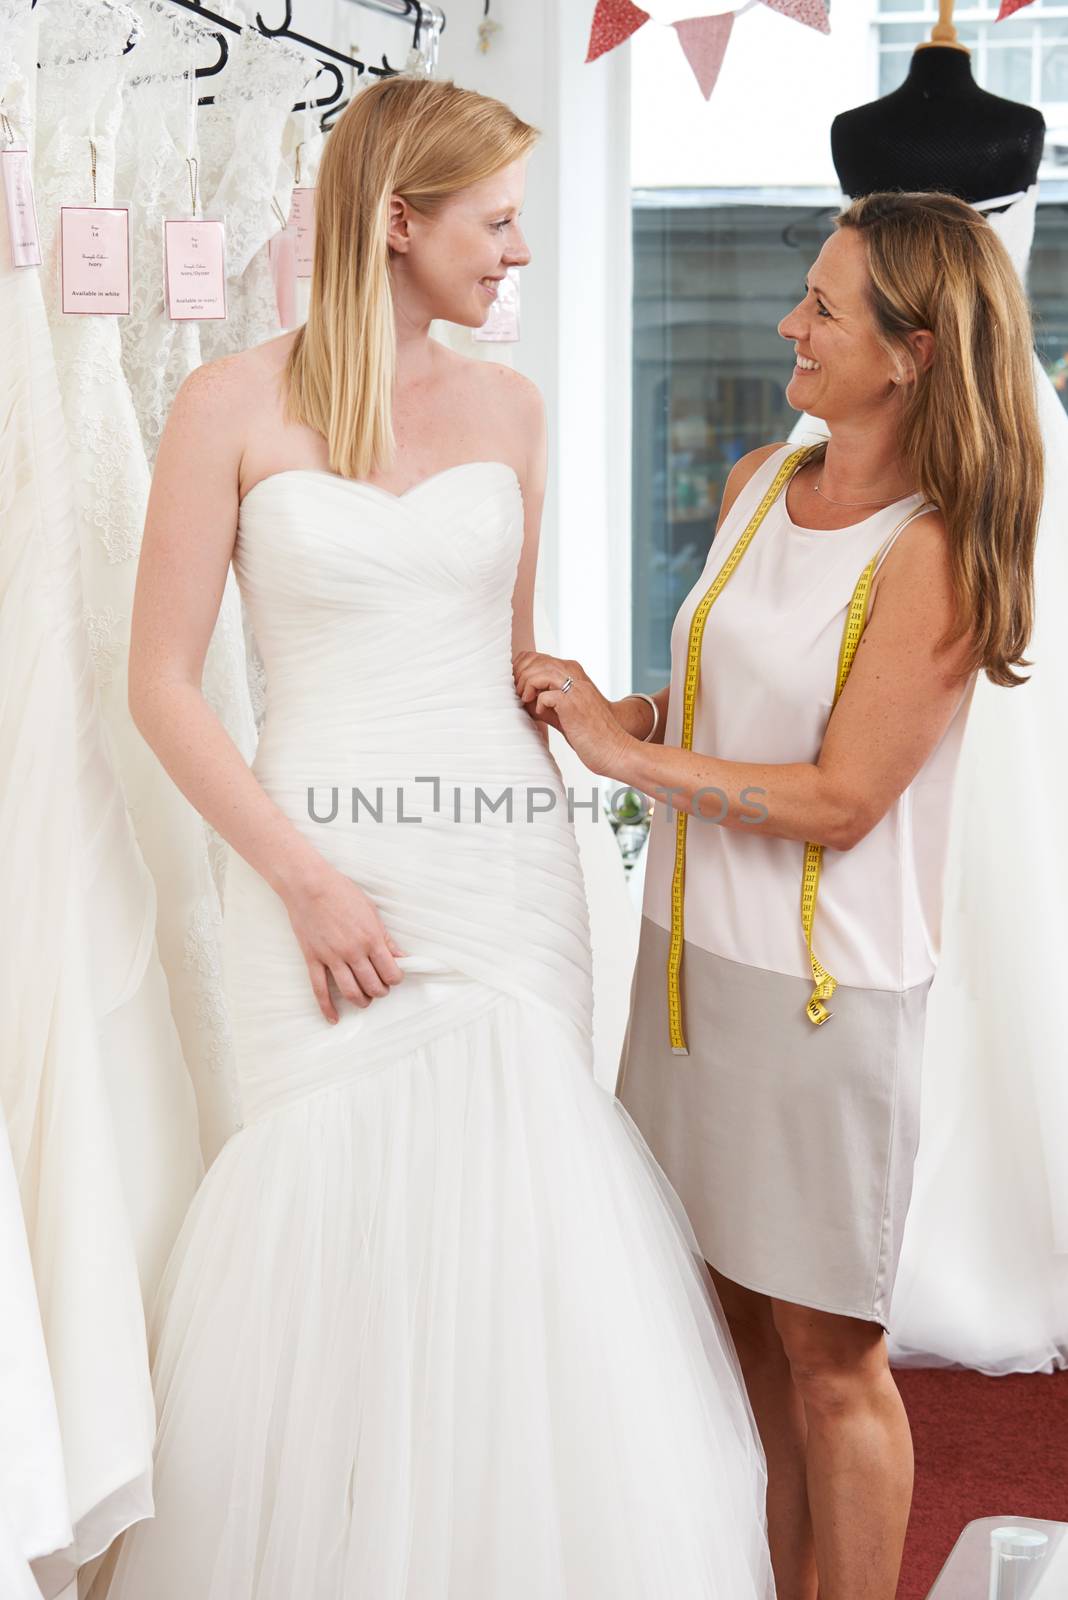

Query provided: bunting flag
[586,0,651,63]
[996,0,1035,17]
[673,13,734,99]
[759,0,830,34]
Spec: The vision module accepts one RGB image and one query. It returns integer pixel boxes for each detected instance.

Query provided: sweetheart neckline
[240,460,522,511]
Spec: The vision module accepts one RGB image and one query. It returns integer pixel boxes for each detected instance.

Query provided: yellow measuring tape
[667,443,892,1052]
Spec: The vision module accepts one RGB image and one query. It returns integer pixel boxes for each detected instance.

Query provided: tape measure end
[671,1046,690,1057]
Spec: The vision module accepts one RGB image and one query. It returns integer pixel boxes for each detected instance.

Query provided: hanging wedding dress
[115,0,258,848]
[91,464,772,1600]
[113,0,259,1157]
[195,24,313,739]
[1,6,157,1591]
[197,24,311,364]
[34,0,204,1297]
[790,185,1068,1375]
[0,1102,70,1598]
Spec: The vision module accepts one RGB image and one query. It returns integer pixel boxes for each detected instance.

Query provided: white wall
[631,1,876,190]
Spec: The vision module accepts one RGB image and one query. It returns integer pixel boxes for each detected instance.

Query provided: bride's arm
[129,357,405,1021]
[129,358,327,903]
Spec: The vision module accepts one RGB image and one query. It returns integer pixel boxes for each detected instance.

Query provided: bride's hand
[513,652,632,778]
[281,865,409,1024]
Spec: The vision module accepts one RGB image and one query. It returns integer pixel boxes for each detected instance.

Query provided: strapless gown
[96,462,773,1600]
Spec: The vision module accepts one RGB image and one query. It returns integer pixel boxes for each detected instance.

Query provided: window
[876,0,1068,123]
[631,193,1068,690]
[631,199,836,690]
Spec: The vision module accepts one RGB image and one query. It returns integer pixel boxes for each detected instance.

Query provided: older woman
[514,190,1042,1600]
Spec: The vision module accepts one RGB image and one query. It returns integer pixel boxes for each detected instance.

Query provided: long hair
[284,77,539,482]
[821,191,1042,686]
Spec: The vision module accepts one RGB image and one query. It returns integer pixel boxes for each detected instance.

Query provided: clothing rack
[343,0,447,39]
[162,0,379,114]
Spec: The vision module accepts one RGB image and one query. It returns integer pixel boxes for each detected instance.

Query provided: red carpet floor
[894,1366,1068,1599]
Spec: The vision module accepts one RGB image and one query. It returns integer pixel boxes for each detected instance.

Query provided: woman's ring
[560,676,573,694]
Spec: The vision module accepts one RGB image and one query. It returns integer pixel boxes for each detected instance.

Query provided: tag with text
[1,146,42,268]
[60,205,130,314]
[164,217,227,321]
[289,186,316,279]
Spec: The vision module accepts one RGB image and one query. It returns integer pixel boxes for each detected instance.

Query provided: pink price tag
[268,226,298,328]
[164,217,227,321]
[1,146,42,268]
[60,206,130,314]
[473,265,521,344]
[288,187,316,279]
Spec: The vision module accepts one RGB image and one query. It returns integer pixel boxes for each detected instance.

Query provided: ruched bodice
[237,463,539,778]
[227,461,594,1122]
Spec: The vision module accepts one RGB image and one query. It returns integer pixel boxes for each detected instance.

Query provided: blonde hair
[821,190,1042,687]
[284,77,539,482]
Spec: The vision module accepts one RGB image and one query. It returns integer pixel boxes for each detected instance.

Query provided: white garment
[640,448,974,991]
[1,9,155,1591]
[34,0,203,1300]
[789,183,1068,1374]
[428,324,642,1089]
[194,26,314,744]
[114,0,258,857]
[0,1103,70,1583]
[92,464,773,1600]
[196,25,312,364]
[113,0,259,1157]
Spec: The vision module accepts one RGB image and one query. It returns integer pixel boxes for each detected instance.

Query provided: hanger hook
[255,0,293,38]
[294,59,344,111]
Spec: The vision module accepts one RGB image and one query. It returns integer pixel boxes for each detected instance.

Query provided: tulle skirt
[94,978,774,1599]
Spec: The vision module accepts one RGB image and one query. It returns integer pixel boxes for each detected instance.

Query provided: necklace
[813,475,907,509]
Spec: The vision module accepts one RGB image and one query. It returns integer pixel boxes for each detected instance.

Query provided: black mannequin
[831,45,1044,204]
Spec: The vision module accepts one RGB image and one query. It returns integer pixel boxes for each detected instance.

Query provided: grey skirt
[615,916,932,1328]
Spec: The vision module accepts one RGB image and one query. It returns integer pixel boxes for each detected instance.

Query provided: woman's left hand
[512,652,633,778]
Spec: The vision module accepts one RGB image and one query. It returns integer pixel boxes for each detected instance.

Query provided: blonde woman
[91,78,776,1600]
[516,192,1042,1600]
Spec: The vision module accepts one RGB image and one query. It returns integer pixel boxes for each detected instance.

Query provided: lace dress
[112,0,260,1156]
[34,0,205,1294]
[197,25,312,364]
[115,0,258,898]
[2,5,156,1589]
[195,25,313,735]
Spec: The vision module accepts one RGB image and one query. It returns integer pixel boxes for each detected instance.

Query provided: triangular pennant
[586,0,651,63]
[759,0,830,35]
[673,13,734,99]
[996,0,1035,16]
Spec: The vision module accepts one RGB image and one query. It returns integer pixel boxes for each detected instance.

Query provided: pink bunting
[586,0,651,64]
[760,0,830,35]
[996,0,1035,16]
[673,13,734,100]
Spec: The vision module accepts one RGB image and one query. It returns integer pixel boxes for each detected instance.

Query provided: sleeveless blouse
[640,443,978,994]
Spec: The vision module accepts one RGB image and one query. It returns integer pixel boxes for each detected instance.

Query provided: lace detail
[197,27,313,363]
[182,890,244,1131]
[85,605,123,685]
[34,0,247,1159]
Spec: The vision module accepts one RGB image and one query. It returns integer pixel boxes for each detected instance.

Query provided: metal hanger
[162,0,369,116]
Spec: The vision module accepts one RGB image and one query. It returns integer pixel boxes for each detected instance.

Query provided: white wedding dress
[94,464,774,1600]
[34,0,203,1301]
[3,5,159,1590]
[112,0,264,1157]
[791,184,1068,1375]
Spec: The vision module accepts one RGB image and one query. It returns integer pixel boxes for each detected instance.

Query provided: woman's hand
[513,652,634,778]
[281,864,409,1024]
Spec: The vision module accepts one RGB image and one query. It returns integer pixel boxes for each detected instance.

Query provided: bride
[92,77,774,1599]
